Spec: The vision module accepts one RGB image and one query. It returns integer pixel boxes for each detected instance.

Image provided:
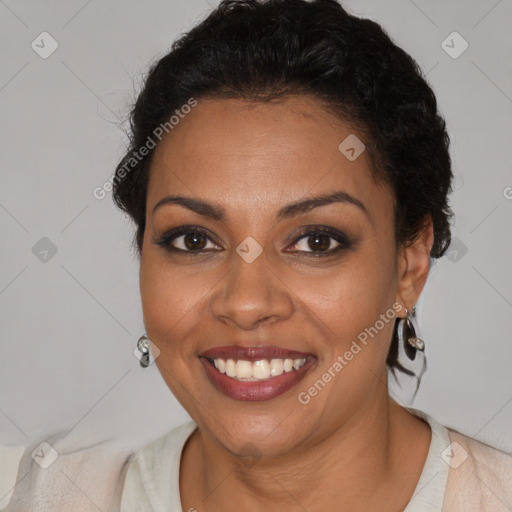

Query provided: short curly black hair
[112,0,453,376]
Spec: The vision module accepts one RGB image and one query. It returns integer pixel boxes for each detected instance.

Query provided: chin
[204,406,313,458]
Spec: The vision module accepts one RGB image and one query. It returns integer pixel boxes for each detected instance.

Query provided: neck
[180,387,430,511]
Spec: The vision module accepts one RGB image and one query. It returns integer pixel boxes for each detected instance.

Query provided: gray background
[1,0,511,452]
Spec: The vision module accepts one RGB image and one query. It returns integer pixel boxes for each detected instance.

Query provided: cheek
[139,251,221,356]
[139,254,192,345]
[139,256,204,399]
[290,253,397,361]
[140,257,169,337]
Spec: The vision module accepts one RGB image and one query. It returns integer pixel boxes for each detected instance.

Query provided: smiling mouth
[198,346,316,401]
[206,357,308,381]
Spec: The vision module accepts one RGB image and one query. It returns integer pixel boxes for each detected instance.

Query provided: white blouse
[2,408,512,511]
[0,445,24,510]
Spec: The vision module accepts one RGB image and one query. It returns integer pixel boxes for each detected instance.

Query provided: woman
[3,0,511,511]
[114,0,512,510]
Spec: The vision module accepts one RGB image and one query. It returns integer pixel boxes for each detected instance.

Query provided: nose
[210,248,294,330]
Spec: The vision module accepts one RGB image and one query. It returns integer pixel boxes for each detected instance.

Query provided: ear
[395,215,434,316]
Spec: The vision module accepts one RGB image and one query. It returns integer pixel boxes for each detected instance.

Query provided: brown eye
[182,232,208,251]
[154,226,222,253]
[286,226,353,256]
[306,234,332,252]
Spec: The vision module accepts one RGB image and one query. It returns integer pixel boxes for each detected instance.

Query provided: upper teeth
[213,358,307,381]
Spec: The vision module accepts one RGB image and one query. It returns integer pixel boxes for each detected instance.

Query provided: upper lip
[200,345,314,361]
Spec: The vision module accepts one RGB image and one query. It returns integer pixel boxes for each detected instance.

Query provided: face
[140,95,417,458]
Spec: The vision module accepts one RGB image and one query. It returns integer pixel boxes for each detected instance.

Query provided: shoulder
[404,407,512,512]
[3,429,136,512]
[121,421,197,512]
[128,421,197,467]
[0,444,25,510]
[443,428,512,511]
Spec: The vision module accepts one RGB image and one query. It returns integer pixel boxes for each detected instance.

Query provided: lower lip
[199,357,316,402]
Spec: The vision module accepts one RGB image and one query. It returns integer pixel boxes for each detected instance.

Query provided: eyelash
[154,225,353,257]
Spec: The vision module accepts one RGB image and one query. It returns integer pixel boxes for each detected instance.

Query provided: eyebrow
[152,190,369,222]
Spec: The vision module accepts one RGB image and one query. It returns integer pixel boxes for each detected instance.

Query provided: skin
[139,95,433,511]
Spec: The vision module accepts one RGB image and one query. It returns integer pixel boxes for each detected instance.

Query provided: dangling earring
[136,335,151,368]
[398,306,425,361]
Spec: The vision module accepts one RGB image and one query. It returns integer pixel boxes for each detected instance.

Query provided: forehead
[146,96,392,224]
